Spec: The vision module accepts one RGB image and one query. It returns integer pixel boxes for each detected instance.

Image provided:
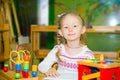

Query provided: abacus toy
[9,45,37,79]
[10,50,25,79]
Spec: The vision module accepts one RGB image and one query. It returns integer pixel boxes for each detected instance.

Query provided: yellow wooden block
[82,72,100,80]
[83,60,93,63]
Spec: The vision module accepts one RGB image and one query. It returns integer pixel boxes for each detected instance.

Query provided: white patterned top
[38,44,94,74]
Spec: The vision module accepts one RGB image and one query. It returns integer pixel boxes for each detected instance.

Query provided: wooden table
[78,60,120,80]
[0,70,45,80]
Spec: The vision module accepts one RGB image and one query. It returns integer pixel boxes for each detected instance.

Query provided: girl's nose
[68,27,73,32]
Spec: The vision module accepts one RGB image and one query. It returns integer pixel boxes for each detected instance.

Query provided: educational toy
[78,59,120,80]
[9,45,37,79]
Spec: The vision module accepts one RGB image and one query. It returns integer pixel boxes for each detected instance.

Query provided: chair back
[30,25,57,59]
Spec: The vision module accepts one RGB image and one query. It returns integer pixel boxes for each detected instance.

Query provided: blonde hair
[56,12,86,61]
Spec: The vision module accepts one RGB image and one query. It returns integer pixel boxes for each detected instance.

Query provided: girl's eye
[64,26,68,29]
[73,25,77,27]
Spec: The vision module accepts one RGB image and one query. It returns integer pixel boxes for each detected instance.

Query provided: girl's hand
[45,68,60,77]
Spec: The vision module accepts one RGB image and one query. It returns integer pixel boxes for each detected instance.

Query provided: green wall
[87,33,120,51]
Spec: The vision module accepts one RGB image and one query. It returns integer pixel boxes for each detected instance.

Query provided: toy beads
[15,63,22,78]
[30,52,37,77]
[32,71,37,77]
[4,63,8,67]
[23,62,29,70]
[31,65,37,77]
[32,65,37,71]
[91,59,100,62]
[3,63,9,72]
[22,55,31,78]
[16,64,22,70]
[15,73,21,79]
[22,61,29,78]
[105,60,114,64]
[23,55,30,61]
[22,70,29,78]
[3,67,8,72]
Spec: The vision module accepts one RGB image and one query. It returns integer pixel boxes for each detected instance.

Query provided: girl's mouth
[68,33,75,36]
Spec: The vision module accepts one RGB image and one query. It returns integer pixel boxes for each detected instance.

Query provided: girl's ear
[81,26,86,34]
[58,30,63,36]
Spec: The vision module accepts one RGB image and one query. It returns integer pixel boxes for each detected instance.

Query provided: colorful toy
[9,45,37,79]
[22,70,29,78]
[87,25,92,28]
[91,59,100,62]
[78,59,120,80]
[97,61,106,64]
[10,50,26,79]
[3,63,9,72]
[31,52,37,77]
[22,51,30,78]
[15,73,21,79]
[105,60,114,64]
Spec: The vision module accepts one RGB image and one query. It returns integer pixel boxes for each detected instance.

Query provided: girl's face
[59,14,86,41]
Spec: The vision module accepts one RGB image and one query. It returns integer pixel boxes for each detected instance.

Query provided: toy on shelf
[9,45,37,79]
[87,25,93,29]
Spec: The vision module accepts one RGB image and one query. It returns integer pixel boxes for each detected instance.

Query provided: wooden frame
[0,24,10,62]
[30,25,58,59]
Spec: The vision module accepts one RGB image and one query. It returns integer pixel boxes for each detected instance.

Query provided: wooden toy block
[78,60,120,80]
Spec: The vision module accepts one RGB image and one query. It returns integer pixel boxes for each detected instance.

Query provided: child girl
[38,12,94,79]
